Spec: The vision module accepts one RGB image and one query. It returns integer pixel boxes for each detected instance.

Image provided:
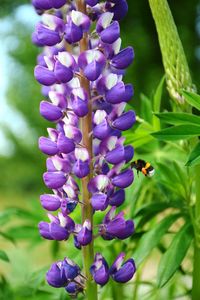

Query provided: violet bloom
[39,212,74,241]
[99,206,134,240]
[33,0,136,296]
[90,253,110,286]
[110,253,136,283]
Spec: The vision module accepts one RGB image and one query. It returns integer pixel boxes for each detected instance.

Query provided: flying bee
[130,159,155,177]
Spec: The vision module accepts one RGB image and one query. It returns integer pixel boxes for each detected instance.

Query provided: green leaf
[186,142,200,167]
[152,125,200,141]
[157,223,193,288]
[0,250,9,262]
[153,76,165,130]
[182,90,200,111]
[153,76,165,112]
[134,214,180,266]
[155,112,200,126]
[140,93,153,124]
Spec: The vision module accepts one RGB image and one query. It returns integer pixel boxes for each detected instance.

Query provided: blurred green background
[0,0,199,299]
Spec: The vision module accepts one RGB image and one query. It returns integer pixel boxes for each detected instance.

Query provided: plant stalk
[76,1,97,299]
[192,164,200,300]
[148,0,195,104]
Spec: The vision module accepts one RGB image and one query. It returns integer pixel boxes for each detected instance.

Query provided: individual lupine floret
[46,257,84,296]
[109,252,136,283]
[90,253,110,286]
[73,147,90,178]
[96,12,120,44]
[33,14,65,46]
[90,252,136,285]
[99,206,134,240]
[75,220,92,246]
[65,10,91,44]
[39,212,75,241]
[78,50,106,81]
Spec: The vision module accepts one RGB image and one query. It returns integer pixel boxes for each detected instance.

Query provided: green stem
[76,1,97,299]
[148,0,195,104]
[192,164,200,300]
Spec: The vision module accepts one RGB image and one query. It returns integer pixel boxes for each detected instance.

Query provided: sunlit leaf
[186,142,200,167]
[155,112,200,126]
[157,223,193,287]
[152,125,200,140]
[182,90,200,111]
[134,214,181,266]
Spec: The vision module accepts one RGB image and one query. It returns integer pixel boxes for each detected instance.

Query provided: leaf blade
[182,90,200,111]
[157,223,193,288]
[152,125,200,141]
[186,142,200,167]
[133,214,181,266]
[155,112,200,126]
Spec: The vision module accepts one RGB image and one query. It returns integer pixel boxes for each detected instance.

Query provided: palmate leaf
[0,250,9,262]
[182,90,200,111]
[155,112,200,126]
[157,222,193,288]
[133,214,181,266]
[186,142,200,167]
[152,124,200,141]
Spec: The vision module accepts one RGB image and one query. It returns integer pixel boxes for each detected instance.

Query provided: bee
[130,159,155,177]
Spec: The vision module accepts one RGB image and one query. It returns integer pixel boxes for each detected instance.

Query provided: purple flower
[46,262,67,288]
[40,194,61,211]
[99,207,134,240]
[39,213,74,241]
[110,253,136,283]
[33,0,137,294]
[90,253,110,286]
[76,220,92,246]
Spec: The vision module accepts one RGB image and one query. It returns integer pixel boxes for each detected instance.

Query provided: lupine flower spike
[32,0,136,297]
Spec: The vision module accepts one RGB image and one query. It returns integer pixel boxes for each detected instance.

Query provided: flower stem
[76,1,97,299]
[192,164,200,300]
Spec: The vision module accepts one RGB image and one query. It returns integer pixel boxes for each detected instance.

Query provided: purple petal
[111,259,136,283]
[73,160,90,178]
[111,47,134,69]
[105,145,125,164]
[38,137,58,156]
[71,97,88,117]
[84,61,103,81]
[93,120,112,140]
[106,0,128,21]
[64,21,83,44]
[100,21,120,44]
[43,171,66,189]
[124,145,134,163]
[115,220,134,239]
[50,222,69,240]
[34,65,56,86]
[40,101,62,122]
[40,194,61,211]
[112,110,136,131]
[35,23,61,46]
[38,222,53,240]
[54,61,74,83]
[57,133,75,154]
[91,193,109,211]
[112,169,134,188]
[46,262,66,288]
[85,0,99,6]
[109,189,125,207]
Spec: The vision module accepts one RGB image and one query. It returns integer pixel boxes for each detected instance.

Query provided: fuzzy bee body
[131,159,155,177]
